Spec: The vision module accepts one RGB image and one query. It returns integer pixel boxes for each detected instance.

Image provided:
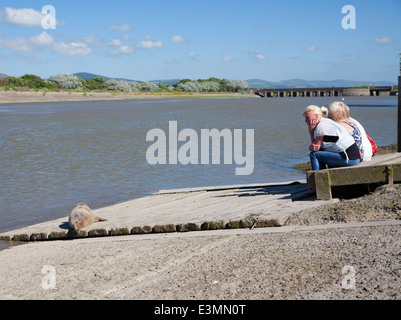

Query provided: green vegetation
[1,74,56,91]
[0,73,249,94]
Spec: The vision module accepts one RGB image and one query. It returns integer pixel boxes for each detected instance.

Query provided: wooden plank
[314,170,332,200]
[358,153,401,167]
[156,180,305,194]
[150,189,291,222]
[310,162,401,200]
[0,181,336,242]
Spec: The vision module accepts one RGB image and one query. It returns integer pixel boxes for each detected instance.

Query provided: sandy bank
[0,90,257,104]
[0,184,400,300]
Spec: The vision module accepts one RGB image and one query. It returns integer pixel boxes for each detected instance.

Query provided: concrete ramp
[0,181,336,242]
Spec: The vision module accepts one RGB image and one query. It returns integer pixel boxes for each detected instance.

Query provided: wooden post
[314,169,332,200]
[398,75,401,152]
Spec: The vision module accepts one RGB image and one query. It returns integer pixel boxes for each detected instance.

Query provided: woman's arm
[309,135,323,151]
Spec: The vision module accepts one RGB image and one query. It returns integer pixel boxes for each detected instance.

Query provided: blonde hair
[303,105,328,118]
[328,101,355,124]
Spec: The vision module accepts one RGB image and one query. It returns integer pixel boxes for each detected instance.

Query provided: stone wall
[342,88,370,96]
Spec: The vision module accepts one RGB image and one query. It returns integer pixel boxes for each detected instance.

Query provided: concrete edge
[0,215,291,243]
[155,180,306,194]
[10,220,401,248]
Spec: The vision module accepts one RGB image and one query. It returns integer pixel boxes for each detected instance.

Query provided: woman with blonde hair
[328,101,373,161]
[303,104,361,172]
[303,105,328,143]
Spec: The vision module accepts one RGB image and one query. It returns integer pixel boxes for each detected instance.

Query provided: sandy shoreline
[0,90,257,104]
[0,184,400,300]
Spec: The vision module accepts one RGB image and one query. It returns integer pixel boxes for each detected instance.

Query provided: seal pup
[67,203,107,237]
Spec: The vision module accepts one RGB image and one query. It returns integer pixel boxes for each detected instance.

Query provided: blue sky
[0,0,400,82]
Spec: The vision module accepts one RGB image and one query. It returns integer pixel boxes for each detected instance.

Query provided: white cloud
[50,35,101,56]
[0,29,98,56]
[255,54,266,61]
[109,23,132,31]
[0,31,54,52]
[187,51,197,58]
[81,35,102,46]
[374,37,394,44]
[269,40,280,45]
[171,35,187,43]
[249,50,266,61]
[138,36,163,49]
[52,41,92,56]
[223,56,237,63]
[108,38,122,47]
[111,45,134,54]
[31,31,54,45]
[4,7,43,27]
[304,46,318,52]
[3,7,64,27]
[0,37,32,52]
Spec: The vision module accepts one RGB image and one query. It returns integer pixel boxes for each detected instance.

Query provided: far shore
[0,90,258,104]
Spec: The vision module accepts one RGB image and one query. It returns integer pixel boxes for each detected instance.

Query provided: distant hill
[245,78,397,89]
[74,72,396,89]
[149,79,182,86]
[74,72,140,83]
[74,72,179,85]
[1,72,396,89]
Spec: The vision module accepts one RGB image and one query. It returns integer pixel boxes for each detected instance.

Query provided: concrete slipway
[0,180,337,242]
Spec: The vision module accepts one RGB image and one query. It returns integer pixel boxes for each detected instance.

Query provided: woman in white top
[303,105,362,171]
[327,101,373,161]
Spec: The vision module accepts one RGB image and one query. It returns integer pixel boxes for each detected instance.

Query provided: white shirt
[314,118,356,157]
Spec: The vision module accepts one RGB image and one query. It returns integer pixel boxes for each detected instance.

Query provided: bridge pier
[254,86,391,98]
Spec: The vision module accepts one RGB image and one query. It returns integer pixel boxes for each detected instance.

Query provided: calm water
[0,96,397,238]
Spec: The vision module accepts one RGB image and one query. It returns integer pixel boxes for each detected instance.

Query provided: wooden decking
[307,153,401,200]
[0,181,336,242]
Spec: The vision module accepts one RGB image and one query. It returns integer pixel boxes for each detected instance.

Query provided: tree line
[0,73,248,93]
